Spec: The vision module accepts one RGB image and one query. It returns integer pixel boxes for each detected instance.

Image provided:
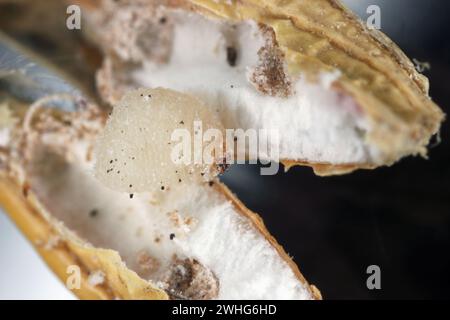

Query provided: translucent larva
[94,88,224,193]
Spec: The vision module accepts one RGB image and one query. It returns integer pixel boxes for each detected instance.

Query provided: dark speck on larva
[89,209,98,218]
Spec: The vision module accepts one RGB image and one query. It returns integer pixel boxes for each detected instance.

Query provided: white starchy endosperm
[26,139,314,299]
[132,10,376,165]
[94,88,224,193]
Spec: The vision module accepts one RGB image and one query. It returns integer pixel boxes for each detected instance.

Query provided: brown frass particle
[226,46,238,67]
[136,250,160,274]
[249,25,292,97]
[89,209,99,218]
[169,233,175,240]
[129,194,134,199]
[22,183,30,197]
[164,258,219,300]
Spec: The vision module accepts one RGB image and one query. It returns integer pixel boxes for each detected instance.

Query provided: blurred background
[0,0,449,299]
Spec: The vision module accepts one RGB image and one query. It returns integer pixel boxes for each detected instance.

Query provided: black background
[222,0,450,299]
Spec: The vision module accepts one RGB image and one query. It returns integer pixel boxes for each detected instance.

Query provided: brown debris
[164,258,219,300]
[249,25,293,98]
[136,250,160,274]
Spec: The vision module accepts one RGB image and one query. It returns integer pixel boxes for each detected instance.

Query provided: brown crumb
[168,211,181,227]
[184,216,197,227]
[22,182,30,197]
[136,250,160,274]
[249,25,292,98]
[163,258,219,300]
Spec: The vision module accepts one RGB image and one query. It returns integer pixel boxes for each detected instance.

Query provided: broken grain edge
[0,174,168,300]
[215,181,322,300]
[0,173,320,300]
